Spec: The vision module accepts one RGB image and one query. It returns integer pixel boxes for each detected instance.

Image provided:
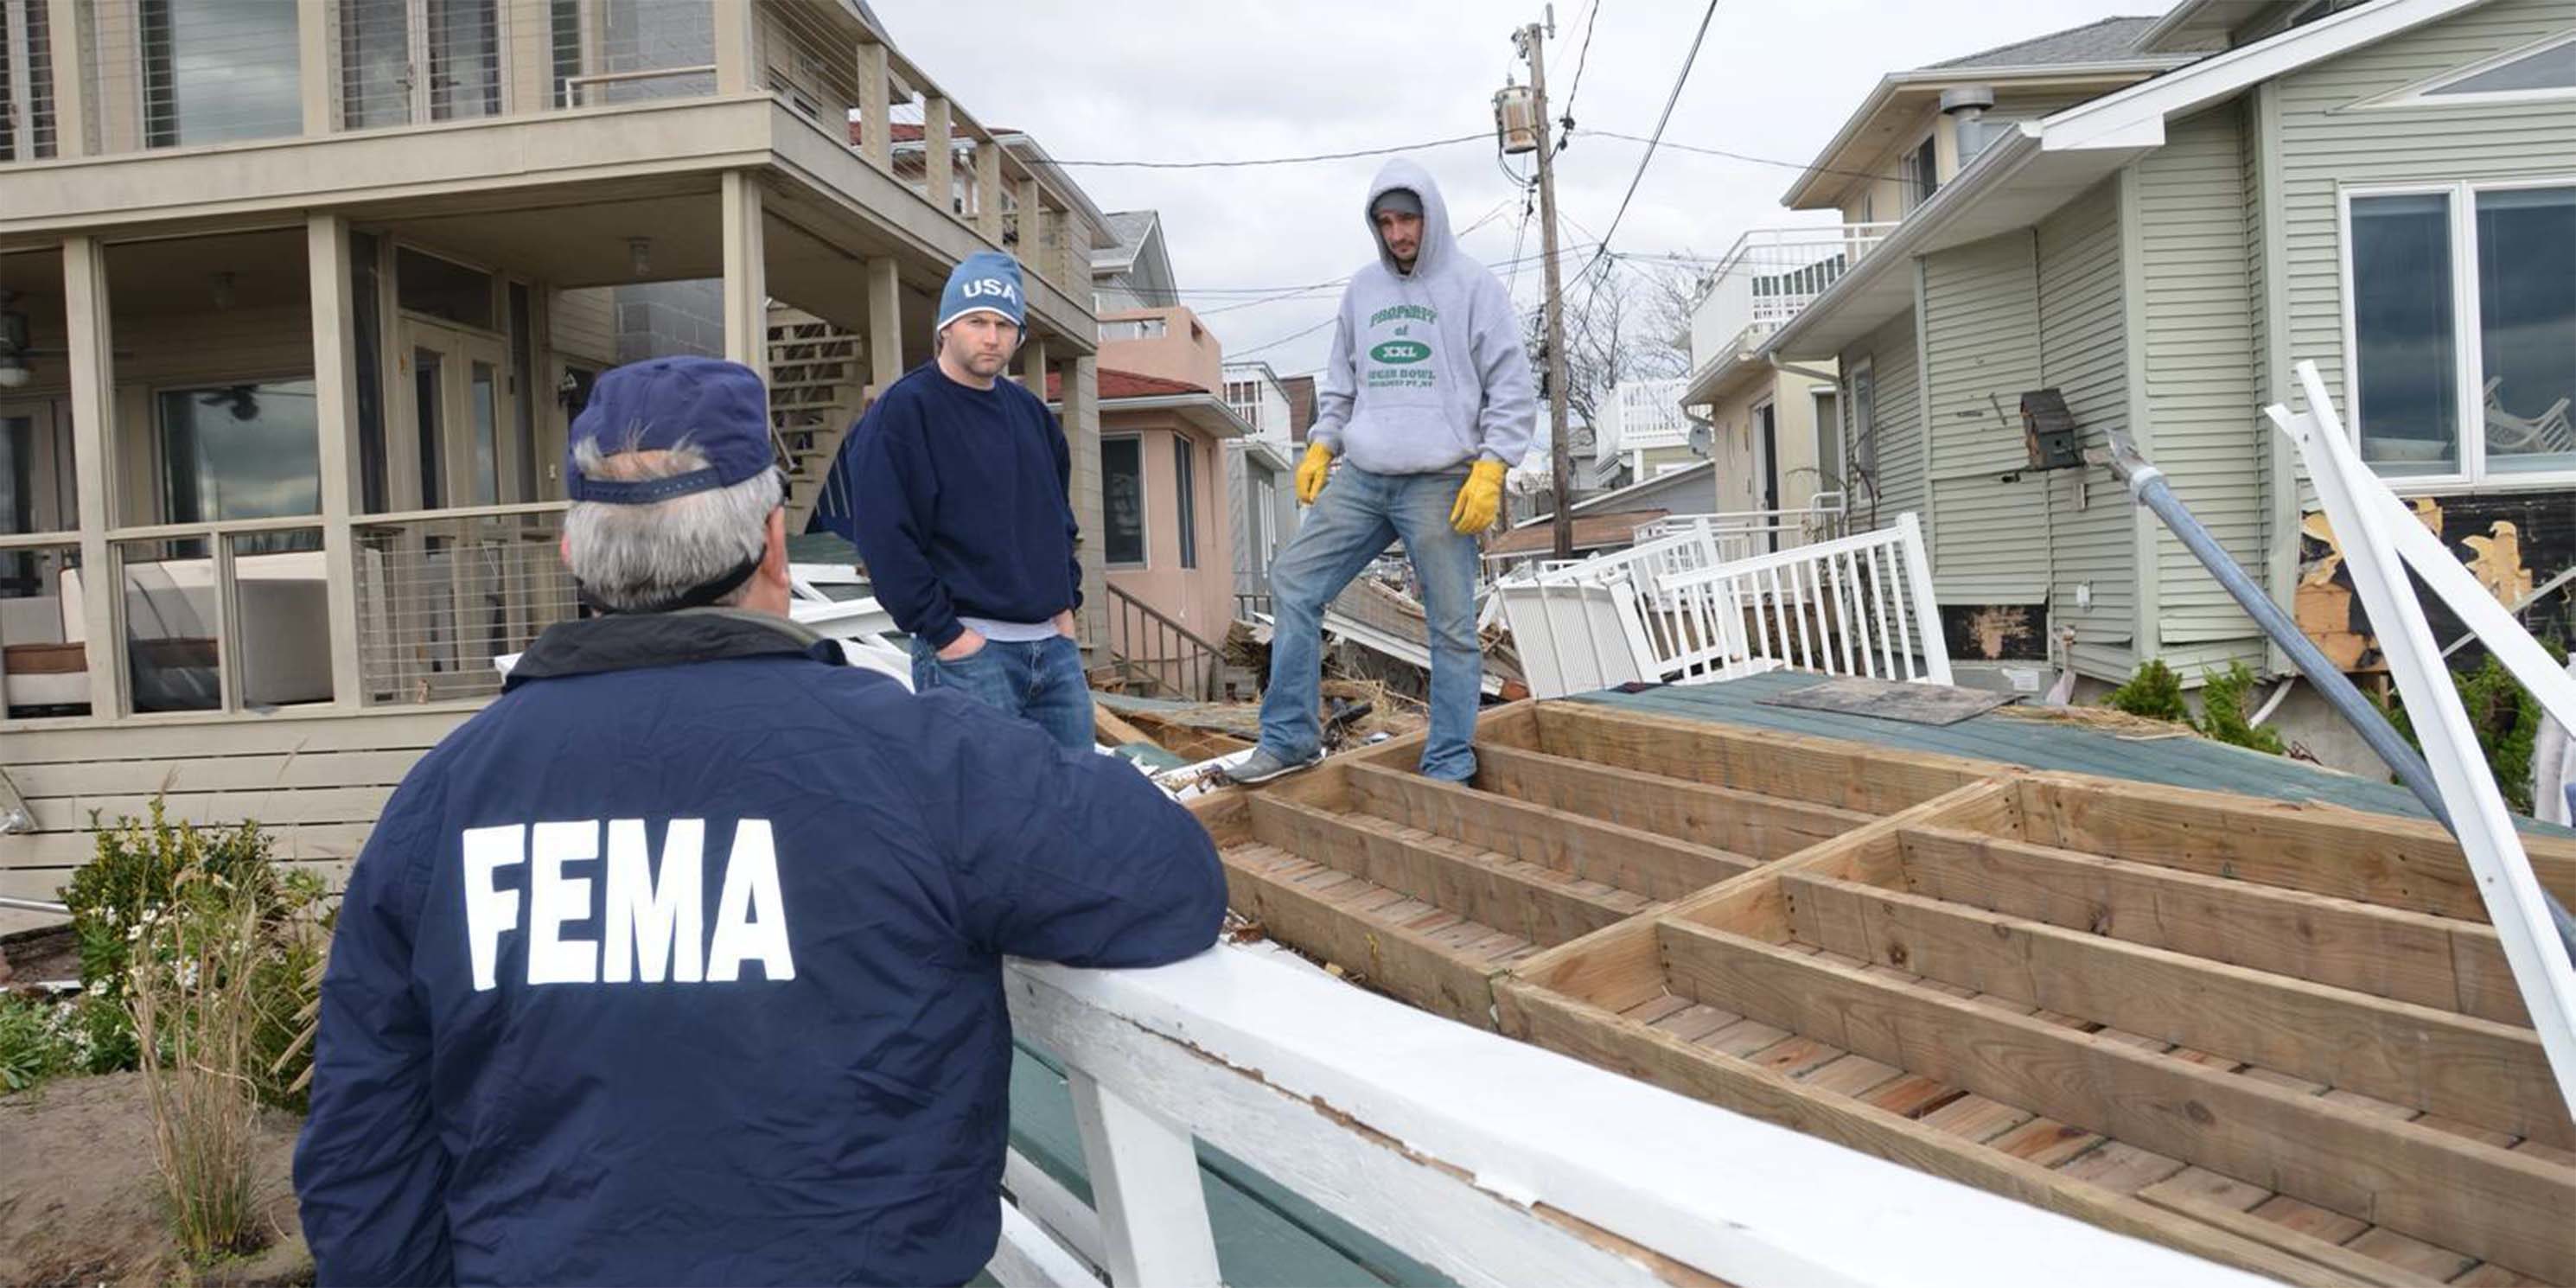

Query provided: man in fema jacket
[292,356,1226,1286]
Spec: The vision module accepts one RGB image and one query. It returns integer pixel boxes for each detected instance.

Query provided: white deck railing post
[1064,1067,1223,1287]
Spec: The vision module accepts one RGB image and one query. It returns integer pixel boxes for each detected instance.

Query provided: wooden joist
[1529,702,1992,815]
[1896,825,2528,1025]
[1245,794,1645,948]
[1344,762,1752,902]
[1779,870,2572,1147]
[1474,743,1868,861]
[1652,917,2576,1283]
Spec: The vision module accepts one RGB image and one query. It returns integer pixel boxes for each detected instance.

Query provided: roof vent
[1939,85,1999,118]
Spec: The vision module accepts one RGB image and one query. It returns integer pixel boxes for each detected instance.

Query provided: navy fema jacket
[293,609,1226,1287]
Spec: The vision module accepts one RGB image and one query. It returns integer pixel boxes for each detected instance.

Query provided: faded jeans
[1259,463,1483,781]
[909,634,1094,752]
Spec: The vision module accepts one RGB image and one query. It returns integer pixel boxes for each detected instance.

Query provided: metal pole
[1519,22,1576,562]
[2099,433,2576,955]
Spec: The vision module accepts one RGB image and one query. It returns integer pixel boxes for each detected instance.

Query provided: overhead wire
[1581,0,1724,274]
[1556,0,1603,150]
[1046,132,1487,169]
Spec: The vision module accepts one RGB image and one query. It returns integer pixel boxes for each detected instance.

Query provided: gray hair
[563,436,783,612]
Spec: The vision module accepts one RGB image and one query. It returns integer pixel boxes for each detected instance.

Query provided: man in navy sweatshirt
[831,251,1092,749]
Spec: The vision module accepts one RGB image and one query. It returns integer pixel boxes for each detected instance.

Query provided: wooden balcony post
[922,95,954,214]
[296,0,333,134]
[864,257,902,402]
[61,236,124,715]
[306,214,366,707]
[1016,175,1046,280]
[975,141,1004,241]
[711,0,756,95]
[721,171,768,380]
[1060,356,1104,648]
[856,41,891,170]
[1018,336,1048,395]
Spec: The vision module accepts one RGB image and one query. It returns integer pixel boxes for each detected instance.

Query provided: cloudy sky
[883,0,2152,379]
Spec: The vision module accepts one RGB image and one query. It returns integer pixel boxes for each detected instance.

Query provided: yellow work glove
[1449,459,1508,534]
[1296,441,1336,506]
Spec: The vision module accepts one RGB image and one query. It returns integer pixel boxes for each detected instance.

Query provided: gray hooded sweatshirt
[1309,160,1538,475]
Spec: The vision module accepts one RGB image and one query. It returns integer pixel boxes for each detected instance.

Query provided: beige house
[1052,304,1246,698]
[0,0,1107,904]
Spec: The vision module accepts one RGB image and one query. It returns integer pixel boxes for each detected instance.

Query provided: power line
[1228,239,1606,359]
[1558,0,1604,147]
[1048,132,1487,169]
[1578,126,1908,184]
[1584,0,1723,273]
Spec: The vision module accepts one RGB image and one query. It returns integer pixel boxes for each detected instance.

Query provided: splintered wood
[1194,699,2576,1288]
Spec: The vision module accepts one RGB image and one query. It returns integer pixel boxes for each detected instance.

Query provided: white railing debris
[1496,512,1947,699]
[2267,361,2576,1118]
[983,944,2264,1288]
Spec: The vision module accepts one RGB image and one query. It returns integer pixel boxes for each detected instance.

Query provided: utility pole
[1514,19,1577,560]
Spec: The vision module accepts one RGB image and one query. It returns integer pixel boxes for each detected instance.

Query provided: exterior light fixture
[628,238,653,278]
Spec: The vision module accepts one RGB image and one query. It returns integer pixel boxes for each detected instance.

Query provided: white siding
[2135,108,2267,661]
[2036,178,2138,666]
[2279,0,2576,416]
[551,287,619,366]
[1922,230,2050,601]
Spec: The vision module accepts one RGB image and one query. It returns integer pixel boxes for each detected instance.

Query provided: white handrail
[2266,361,2576,1118]
[987,945,2264,1288]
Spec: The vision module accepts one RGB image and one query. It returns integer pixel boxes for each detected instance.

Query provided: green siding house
[1763,0,2576,690]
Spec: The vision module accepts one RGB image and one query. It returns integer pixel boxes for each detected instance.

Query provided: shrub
[2197,662,2286,756]
[56,801,330,1109]
[0,992,82,1093]
[2105,660,2190,723]
[128,869,269,1264]
[2382,654,2542,814]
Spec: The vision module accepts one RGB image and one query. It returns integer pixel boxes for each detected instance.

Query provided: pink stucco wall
[1102,409,1237,644]
[1098,307,1225,393]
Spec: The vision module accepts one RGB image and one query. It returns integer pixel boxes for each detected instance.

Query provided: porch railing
[981,944,2260,1288]
[1687,223,1898,367]
[354,502,576,706]
[1495,512,1948,699]
[1104,582,1218,702]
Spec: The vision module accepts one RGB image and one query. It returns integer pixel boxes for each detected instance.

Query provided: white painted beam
[305,214,367,707]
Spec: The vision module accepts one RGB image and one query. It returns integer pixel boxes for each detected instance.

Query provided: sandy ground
[0,1073,310,1287]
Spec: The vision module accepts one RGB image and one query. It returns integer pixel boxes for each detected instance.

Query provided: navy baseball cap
[566,357,774,505]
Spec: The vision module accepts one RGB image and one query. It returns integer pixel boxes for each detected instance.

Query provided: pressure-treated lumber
[2135,1180,2456,1288]
[1247,795,1644,948]
[1653,918,2576,1282]
[1490,978,2356,1288]
[2012,775,2576,919]
[1779,870,2572,1148]
[1530,702,1992,815]
[1474,744,1868,861]
[1218,845,1504,1027]
[1897,825,2527,1025]
[1344,762,1752,902]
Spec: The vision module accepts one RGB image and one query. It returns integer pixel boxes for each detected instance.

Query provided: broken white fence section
[1496,511,1948,699]
[987,944,2266,1288]
[2267,360,2576,1119]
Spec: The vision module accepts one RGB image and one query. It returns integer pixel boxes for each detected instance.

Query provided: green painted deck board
[1572,671,2572,834]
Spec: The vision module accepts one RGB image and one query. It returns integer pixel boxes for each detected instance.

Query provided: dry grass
[126,870,269,1265]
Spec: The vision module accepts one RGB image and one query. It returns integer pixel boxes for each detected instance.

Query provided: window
[2428,34,2576,98]
[1814,390,1842,491]
[2,0,58,161]
[141,0,302,146]
[1256,477,1277,564]
[159,380,323,526]
[1174,437,1198,569]
[1848,362,1878,481]
[398,247,496,329]
[1102,437,1145,564]
[2347,183,2576,483]
[1906,137,1940,210]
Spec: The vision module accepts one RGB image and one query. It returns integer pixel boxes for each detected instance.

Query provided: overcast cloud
[882,0,2150,379]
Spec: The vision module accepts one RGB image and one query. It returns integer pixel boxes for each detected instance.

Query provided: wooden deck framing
[1202,699,2576,1287]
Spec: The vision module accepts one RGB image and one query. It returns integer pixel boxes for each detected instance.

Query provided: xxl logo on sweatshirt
[462,819,794,991]
[1370,340,1431,365]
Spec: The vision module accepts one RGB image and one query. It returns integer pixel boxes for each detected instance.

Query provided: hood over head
[1363,158,1456,278]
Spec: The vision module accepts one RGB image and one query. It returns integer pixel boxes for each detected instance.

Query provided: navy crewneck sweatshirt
[830,362,1082,649]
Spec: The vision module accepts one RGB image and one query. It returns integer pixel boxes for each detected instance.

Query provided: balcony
[1685,223,1896,387]
[0,0,1099,300]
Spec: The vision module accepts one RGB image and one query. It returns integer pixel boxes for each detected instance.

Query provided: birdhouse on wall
[2020,388,2082,471]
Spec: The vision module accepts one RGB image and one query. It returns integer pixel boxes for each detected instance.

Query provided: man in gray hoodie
[1231,159,1537,785]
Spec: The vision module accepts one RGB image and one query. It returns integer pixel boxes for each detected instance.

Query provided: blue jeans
[909,634,1094,752]
[1259,463,1483,781]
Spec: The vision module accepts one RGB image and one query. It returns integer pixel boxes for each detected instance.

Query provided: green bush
[2197,661,2286,756]
[0,993,79,1093]
[2382,654,2542,814]
[54,801,329,1109]
[2104,660,2190,723]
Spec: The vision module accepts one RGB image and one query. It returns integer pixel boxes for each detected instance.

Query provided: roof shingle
[1922,15,2165,70]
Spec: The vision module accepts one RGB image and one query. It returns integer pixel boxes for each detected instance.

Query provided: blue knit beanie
[936,251,1026,335]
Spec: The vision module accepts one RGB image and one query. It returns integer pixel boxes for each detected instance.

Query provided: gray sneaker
[1224,745,1324,785]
